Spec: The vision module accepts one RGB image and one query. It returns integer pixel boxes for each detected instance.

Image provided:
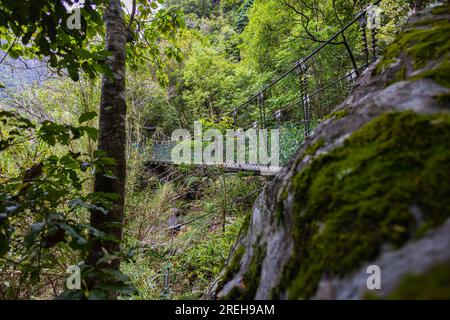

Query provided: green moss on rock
[366,261,450,300]
[222,240,267,300]
[304,138,326,157]
[387,261,450,299]
[375,7,450,82]
[436,92,450,108]
[218,244,245,292]
[274,199,285,224]
[323,109,349,122]
[240,241,267,299]
[273,111,450,299]
[411,58,450,88]
[240,212,251,236]
[432,3,450,15]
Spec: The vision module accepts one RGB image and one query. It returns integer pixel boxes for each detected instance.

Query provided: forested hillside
[0,0,449,301]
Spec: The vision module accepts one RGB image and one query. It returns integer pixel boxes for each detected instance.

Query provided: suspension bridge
[147,1,387,175]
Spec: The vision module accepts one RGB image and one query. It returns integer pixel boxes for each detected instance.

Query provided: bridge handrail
[148,0,393,172]
[223,0,383,119]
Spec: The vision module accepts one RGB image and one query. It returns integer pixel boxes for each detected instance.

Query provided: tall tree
[86,1,184,295]
[0,0,184,298]
[86,0,128,287]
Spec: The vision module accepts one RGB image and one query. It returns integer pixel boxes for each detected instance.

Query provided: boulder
[208,5,450,300]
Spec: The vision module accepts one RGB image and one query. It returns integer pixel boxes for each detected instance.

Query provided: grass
[121,161,265,299]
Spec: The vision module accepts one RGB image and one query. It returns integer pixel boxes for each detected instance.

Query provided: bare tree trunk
[87,0,127,285]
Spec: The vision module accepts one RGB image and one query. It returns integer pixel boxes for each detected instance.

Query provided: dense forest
[1,0,449,302]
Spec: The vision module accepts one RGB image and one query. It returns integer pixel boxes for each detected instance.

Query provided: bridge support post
[371,24,378,61]
[359,13,370,68]
[232,108,237,127]
[296,59,311,139]
[257,91,266,128]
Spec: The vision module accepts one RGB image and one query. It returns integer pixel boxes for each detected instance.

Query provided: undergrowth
[121,160,264,299]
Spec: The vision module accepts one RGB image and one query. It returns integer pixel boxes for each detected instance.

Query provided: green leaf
[94,282,138,295]
[60,223,88,249]
[87,289,108,300]
[24,222,46,248]
[99,157,116,166]
[150,1,158,9]
[100,268,129,282]
[79,111,97,124]
[81,126,98,141]
[55,290,83,300]
[67,64,80,81]
[103,170,117,180]
[39,121,71,146]
[70,198,109,215]
[0,233,9,256]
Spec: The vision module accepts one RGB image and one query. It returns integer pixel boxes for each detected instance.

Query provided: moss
[392,63,407,83]
[432,3,450,15]
[222,286,242,300]
[274,200,285,224]
[411,58,450,88]
[222,240,267,300]
[273,139,326,225]
[387,262,450,300]
[436,92,450,108]
[240,212,251,236]
[375,13,450,77]
[272,111,450,299]
[322,109,349,122]
[219,244,245,290]
[304,138,326,157]
[365,261,450,300]
[239,241,267,299]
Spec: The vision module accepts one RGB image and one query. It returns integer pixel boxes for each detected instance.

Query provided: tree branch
[281,0,343,45]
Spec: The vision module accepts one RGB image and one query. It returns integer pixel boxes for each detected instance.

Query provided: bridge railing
[149,0,395,170]
[225,0,386,138]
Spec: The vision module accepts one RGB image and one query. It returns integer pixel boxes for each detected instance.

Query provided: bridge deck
[146,160,282,175]
[145,3,385,176]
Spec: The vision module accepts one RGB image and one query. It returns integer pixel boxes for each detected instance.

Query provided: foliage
[0,0,110,81]
[0,0,438,301]
[0,0,185,83]
[121,163,264,299]
[0,110,136,299]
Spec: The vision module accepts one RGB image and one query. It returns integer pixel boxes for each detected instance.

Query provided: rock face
[208,5,450,300]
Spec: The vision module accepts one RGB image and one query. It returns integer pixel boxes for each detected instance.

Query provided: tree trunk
[410,0,426,11]
[87,0,127,283]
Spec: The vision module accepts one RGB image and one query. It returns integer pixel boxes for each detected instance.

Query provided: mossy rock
[274,111,450,299]
[375,4,450,88]
[210,5,450,301]
[220,241,267,300]
[387,261,450,299]
[366,261,450,300]
[216,244,245,294]
[322,109,349,122]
